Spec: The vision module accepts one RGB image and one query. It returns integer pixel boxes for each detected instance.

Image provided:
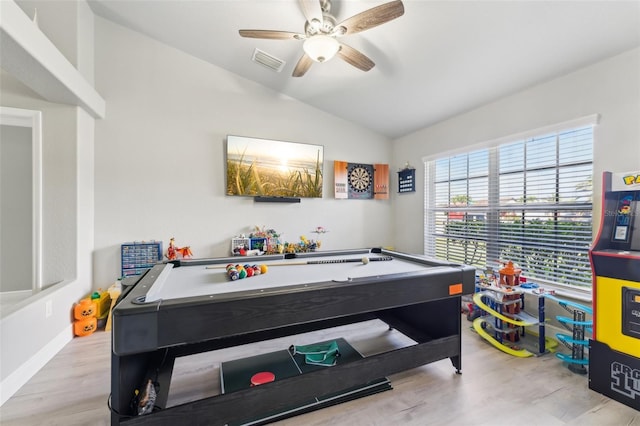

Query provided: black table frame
[110,249,475,425]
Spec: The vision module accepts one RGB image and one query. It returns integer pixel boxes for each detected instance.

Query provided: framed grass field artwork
[226,135,324,198]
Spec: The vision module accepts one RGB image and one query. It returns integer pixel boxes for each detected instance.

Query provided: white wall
[0,125,32,292]
[0,0,95,405]
[391,48,640,255]
[15,1,81,73]
[92,18,392,287]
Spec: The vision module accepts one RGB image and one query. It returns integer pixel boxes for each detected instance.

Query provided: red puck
[250,371,275,386]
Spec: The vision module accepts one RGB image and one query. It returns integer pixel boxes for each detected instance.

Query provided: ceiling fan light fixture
[303,34,339,63]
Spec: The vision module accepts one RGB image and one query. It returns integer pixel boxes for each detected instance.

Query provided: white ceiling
[87,0,640,139]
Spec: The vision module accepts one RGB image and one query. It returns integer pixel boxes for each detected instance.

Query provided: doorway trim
[0,106,42,292]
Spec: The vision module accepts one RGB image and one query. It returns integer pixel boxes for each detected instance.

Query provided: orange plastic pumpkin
[73,299,97,320]
[73,317,97,337]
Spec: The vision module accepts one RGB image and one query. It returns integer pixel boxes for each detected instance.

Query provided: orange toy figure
[73,298,97,320]
[74,317,97,337]
[166,238,177,260]
[73,298,98,337]
[499,261,521,286]
[167,238,193,260]
[176,246,193,258]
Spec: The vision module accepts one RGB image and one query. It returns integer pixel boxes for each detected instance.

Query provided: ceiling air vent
[251,48,286,73]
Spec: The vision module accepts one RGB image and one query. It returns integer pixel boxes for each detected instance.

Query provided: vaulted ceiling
[88,0,640,139]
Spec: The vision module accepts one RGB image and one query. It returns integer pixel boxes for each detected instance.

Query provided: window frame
[423,115,598,295]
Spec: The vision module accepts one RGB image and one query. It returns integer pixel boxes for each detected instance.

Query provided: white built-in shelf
[0,0,105,118]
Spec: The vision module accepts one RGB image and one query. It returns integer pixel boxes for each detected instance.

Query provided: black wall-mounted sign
[398,168,415,193]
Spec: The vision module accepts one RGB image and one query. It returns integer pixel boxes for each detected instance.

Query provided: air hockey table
[111,248,475,425]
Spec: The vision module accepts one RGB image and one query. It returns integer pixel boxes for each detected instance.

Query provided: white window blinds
[425,124,594,286]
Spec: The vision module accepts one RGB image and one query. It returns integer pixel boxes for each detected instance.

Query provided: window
[424,120,595,287]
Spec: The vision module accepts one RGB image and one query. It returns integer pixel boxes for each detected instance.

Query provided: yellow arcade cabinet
[589,170,640,411]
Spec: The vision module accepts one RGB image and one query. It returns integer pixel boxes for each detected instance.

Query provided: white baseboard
[0,325,73,406]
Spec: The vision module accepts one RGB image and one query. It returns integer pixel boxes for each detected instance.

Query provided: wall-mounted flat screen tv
[226,135,324,198]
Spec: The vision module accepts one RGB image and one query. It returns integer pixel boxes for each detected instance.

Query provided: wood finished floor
[1,317,639,426]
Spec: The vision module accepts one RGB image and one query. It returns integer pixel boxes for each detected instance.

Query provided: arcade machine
[589,170,640,411]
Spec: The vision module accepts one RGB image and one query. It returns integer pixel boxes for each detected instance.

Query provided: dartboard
[348,164,373,198]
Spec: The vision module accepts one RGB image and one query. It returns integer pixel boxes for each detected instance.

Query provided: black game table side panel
[111,314,378,422]
[158,270,467,345]
[110,351,158,424]
[117,335,460,426]
[377,297,462,344]
[378,297,463,371]
[111,296,465,422]
[160,295,464,362]
[110,262,202,357]
[113,267,472,356]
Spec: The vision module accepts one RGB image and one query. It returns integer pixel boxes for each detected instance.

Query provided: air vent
[251,48,286,72]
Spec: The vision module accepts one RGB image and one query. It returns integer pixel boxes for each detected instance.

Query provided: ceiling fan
[239,0,404,77]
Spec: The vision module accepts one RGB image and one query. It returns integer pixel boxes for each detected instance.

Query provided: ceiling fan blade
[335,0,404,36]
[239,30,304,40]
[298,0,323,24]
[337,43,375,72]
[292,54,314,77]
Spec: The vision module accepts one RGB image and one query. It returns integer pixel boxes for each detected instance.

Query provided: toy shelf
[474,285,549,355]
[477,290,539,323]
[121,241,163,277]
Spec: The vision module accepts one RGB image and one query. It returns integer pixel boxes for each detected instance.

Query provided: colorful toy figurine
[499,261,521,287]
[166,238,177,260]
[176,246,193,258]
[166,238,193,260]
